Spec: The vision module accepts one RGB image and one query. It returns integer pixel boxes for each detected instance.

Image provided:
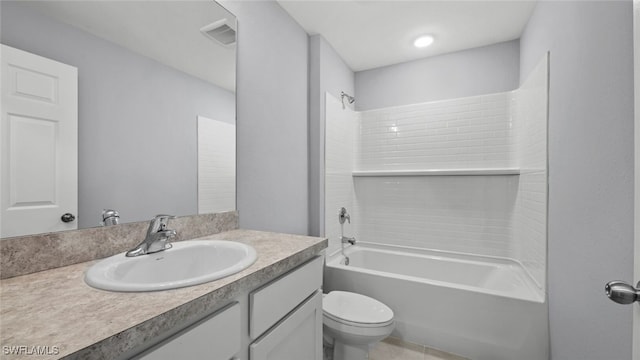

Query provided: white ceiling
[278,0,537,72]
[21,1,236,92]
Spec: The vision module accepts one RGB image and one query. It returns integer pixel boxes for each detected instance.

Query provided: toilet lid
[323,291,394,325]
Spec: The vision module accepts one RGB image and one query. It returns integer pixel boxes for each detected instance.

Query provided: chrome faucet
[338,207,355,265]
[338,207,355,245]
[341,235,356,245]
[101,209,120,226]
[126,215,177,257]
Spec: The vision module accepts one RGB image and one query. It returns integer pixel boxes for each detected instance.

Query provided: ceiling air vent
[200,19,236,47]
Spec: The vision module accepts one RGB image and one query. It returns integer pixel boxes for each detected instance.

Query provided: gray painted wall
[1,2,235,229]
[221,0,309,235]
[355,40,520,111]
[520,2,634,359]
[308,35,355,237]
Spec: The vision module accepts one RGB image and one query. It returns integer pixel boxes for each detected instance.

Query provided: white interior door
[634,1,640,358]
[1,44,78,237]
[599,3,639,357]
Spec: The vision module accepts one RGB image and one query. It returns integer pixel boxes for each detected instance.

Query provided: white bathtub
[324,243,549,360]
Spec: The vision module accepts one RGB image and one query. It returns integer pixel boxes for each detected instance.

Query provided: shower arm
[340,91,355,109]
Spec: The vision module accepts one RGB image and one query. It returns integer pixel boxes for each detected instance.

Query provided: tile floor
[369,337,469,360]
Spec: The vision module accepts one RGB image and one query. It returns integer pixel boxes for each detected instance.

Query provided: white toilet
[322,291,395,360]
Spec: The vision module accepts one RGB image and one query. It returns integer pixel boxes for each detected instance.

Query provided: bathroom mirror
[0,0,236,237]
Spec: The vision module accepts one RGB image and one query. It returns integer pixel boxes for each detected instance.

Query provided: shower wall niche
[325,54,548,290]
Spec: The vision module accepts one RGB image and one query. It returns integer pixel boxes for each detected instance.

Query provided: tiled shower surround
[357,92,515,171]
[512,57,549,289]
[325,55,548,289]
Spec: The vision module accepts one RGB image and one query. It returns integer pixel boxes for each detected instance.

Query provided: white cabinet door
[134,302,241,360]
[250,256,323,339]
[1,44,78,237]
[250,291,323,360]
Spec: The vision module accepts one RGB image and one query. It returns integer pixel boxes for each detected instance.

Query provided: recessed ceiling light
[414,35,434,48]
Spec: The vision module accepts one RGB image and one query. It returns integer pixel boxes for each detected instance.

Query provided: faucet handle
[101,209,120,226]
[149,214,176,232]
[338,207,351,224]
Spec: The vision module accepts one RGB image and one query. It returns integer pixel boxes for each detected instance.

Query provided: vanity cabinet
[249,256,323,338]
[133,303,241,360]
[249,256,324,360]
[249,291,323,360]
[129,255,324,360]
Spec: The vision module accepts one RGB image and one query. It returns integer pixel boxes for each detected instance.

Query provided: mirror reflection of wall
[197,116,236,214]
[0,1,236,237]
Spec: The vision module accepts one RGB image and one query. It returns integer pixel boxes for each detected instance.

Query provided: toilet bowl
[323,291,395,360]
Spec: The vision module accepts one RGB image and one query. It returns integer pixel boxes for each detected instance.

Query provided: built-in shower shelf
[352,168,521,177]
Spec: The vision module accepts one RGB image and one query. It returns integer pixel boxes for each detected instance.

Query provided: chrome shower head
[340,91,355,109]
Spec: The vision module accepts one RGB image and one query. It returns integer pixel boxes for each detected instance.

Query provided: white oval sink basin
[85,240,257,292]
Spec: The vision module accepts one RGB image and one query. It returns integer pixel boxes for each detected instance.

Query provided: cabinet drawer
[249,255,323,339]
[250,291,323,360]
[134,302,241,360]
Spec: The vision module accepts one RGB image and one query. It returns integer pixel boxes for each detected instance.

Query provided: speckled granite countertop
[0,230,327,360]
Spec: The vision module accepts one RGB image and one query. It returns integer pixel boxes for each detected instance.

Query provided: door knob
[605,280,640,304]
[61,213,76,223]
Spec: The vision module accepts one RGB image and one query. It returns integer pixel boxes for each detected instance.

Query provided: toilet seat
[323,312,395,340]
[323,312,394,328]
[322,291,394,327]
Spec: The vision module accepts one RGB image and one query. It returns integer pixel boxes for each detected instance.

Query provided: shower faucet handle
[338,207,351,224]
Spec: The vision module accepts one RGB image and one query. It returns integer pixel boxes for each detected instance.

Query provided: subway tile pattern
[513,54,549,289]
[353,176,518,257]
[324,56,548,286]
[351,92,521,258]
[357,92,515,170]
[197,116,236,213]
[325,93,357,255]
[514,171,547,288]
